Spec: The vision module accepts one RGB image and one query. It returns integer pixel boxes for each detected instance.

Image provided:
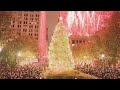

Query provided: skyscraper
[11,11,41,40]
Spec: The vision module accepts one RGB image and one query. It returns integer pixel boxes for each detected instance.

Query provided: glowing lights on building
[101,54,105,58]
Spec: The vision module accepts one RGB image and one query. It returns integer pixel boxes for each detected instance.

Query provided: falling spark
[67,11,76,28]
[60,11,112,36]
[97,15,101,31]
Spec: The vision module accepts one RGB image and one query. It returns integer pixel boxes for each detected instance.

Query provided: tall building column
[38,11,47,63]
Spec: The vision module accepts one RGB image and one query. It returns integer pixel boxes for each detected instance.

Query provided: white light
[72,44,75,46]
[86,34,89,37]
[59,16,63,21]
[0,48,2,52]
[68,33,72,36]
[83,56,86,59]
[18,52,21,57]
[101,54,105,58]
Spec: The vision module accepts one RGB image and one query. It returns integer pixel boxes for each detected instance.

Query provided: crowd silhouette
[0,64,44,79]
[76,64,120,79]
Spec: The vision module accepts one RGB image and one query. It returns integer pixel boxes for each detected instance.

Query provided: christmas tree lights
[48,21,74,71]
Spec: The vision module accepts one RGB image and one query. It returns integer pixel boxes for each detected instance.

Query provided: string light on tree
[18,52,21,57]
[59,16,63,21]
[101,54,105,58]
[48,21,74,72]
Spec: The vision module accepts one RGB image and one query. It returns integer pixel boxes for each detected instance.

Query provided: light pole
[17,52,21,64]
[101,54,105,72]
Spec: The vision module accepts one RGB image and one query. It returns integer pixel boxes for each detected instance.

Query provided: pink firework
[59,11,113,36]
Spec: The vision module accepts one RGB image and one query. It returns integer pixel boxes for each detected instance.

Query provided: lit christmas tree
[48,21,74,72]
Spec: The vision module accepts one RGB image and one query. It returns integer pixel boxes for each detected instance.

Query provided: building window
[35,25,39,29]
[34,33,38,36]
[24,14,28,16]
[13,20,15,23]
[30,18,34,21]
[29,33,32,36]
[29,25,33,28]
[83,41,85,43]
[79,40,81,43]
[23,29,27,32]
[24,17,28,20]
[76,40,78,44]
[18,33,21,35]
[36,14,39,17]
[18,13,22,16]
[29,29,33,32]
[24,21,25,24]
[72,40,75,44]
[18,21,22,24]
[18,29,21,32]
[35,18,39,21]
[35,29,38,32]
[29,22,33,24]
[30,14,34,17]
[23,25,27,28]
[24,21,27,24]
[37,22,39,24]
[37,26,39,28]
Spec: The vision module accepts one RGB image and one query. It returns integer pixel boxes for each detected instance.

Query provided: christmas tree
[48,21,74,72]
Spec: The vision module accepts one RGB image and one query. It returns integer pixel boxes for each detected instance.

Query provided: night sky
[46,11,59,44]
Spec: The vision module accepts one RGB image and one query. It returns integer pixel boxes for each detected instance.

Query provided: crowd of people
[76,64,120,79]
[0,61,120,79]
[0,64,46,79]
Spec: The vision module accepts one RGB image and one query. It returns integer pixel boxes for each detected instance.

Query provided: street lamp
[101,54,105,72]
[0,47,2,52]
[17,52,21,64]
[101,54,105,58]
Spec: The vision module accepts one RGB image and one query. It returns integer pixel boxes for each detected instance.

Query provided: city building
[11,11,48,41]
